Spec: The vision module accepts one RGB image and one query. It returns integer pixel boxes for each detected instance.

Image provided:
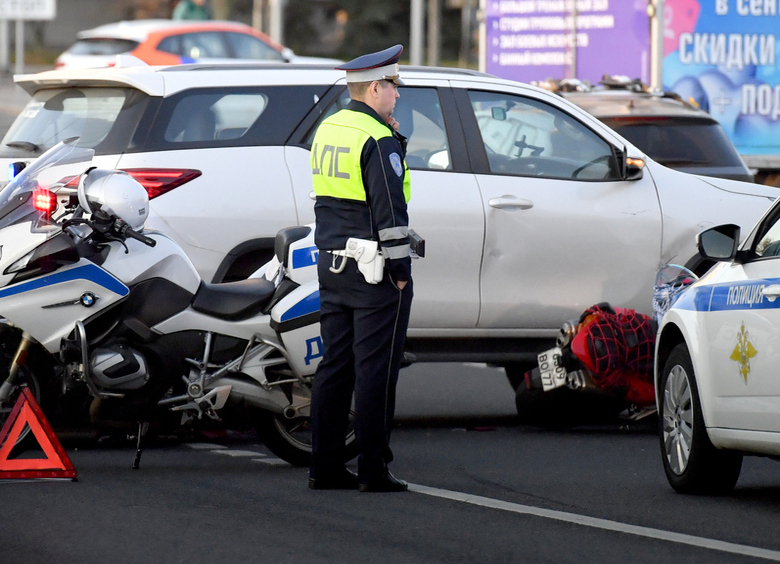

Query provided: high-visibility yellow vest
[311,109,411,203]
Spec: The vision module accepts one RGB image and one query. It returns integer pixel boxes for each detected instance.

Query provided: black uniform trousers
[310,252,413,481]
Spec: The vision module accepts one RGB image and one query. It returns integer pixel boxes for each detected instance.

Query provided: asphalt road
[3,363,780,564]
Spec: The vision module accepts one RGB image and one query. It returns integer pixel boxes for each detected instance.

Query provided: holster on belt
[330,238,385,284]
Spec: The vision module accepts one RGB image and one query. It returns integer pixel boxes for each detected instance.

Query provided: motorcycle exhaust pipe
[215,376,289,414]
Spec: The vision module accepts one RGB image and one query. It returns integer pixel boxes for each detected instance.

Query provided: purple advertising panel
[486,0,650,85]
[663,0,780,158]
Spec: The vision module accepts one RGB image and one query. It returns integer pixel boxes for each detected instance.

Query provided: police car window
[468,90,619,180]
[307,87,451,170]
[164,92,268,142]
[754,214,780,258]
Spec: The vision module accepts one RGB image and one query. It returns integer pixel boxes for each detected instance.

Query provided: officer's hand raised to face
[386,116,400,132]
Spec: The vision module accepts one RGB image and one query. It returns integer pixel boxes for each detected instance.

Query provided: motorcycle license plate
[538,347,567,391]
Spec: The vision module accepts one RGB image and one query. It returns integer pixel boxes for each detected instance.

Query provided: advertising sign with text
[485,0,650,85]
[663,0,780,157]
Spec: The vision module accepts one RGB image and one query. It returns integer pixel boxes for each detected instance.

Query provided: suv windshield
[0,87,149,158]
[599,117,744,167]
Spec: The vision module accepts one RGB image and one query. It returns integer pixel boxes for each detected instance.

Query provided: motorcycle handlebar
[116,220,156,247]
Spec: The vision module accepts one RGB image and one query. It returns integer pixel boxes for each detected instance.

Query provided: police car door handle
[488,196,533,210]
[761,284,780,302]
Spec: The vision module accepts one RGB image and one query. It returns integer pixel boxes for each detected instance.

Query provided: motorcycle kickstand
[132,421,150,470]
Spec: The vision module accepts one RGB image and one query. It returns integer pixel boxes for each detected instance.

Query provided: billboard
[663,0,780,157]
[0,0,56,20]
[485,0,651,85]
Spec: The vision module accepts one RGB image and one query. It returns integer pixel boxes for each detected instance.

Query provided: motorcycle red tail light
[121,169,202,199]
[32,187,57,215]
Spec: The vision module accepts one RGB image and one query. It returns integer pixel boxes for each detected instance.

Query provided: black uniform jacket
[314,100,411,282]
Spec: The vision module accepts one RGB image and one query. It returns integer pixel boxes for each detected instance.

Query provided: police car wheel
[659,343,743,494]
[252,408,359,467]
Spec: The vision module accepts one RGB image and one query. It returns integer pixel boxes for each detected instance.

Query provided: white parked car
[656,204,780,494]
[0,62,776,397]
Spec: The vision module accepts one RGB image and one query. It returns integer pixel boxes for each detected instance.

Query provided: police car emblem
[389,153,403,177]
[730,322,757,384]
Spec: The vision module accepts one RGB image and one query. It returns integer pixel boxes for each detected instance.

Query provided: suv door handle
[488,196,533,210]
[761,284,780,302]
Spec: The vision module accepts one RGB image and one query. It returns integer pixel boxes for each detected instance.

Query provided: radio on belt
[409,229,425,258]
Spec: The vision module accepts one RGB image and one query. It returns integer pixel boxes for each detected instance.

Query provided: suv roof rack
[534,74,687,103]
[164,62,490,78]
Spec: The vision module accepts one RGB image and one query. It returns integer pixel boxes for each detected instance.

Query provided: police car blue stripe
[280,290,320,321]
[0,263,129,300]
[291,246,318,269]
[672,278,780,312]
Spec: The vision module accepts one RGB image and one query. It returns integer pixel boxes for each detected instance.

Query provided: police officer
[308,45,412,492]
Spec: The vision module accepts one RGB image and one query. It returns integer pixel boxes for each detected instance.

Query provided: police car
[656,201,780,493]
[0,62,776,403]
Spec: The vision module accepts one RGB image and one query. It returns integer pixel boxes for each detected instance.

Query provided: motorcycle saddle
[192,278,276,320]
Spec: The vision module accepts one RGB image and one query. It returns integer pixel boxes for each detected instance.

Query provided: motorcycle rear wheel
[252,408,358,467]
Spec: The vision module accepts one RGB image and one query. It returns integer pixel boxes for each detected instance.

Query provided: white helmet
[78,169,149,231]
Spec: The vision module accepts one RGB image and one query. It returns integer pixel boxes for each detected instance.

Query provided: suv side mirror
[697,224,740,261]
[615,146,644,180]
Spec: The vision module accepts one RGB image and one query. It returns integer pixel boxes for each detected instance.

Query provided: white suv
[0,62,776,389]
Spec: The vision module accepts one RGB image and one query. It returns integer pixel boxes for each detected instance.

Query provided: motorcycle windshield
[0,140,94,231]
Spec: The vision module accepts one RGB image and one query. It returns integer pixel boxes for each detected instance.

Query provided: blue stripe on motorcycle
[672,278,780,312]
[291,246,318,269]
[280,290,320,321]
[0,263,129,300]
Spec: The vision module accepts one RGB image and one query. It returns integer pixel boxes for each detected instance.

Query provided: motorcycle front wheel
[0,355,42,446]
[252,407,358,467]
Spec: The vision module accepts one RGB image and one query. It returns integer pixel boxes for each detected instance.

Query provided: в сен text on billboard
[485,0,650,85]
[664,0,780,157]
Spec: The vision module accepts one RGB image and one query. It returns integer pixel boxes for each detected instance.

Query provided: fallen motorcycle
[514,265,698,426]
[0,139,356,467]
[514,302,658,425]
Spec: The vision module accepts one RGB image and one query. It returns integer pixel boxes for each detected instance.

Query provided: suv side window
[306,87,452,170]
[164,92,268,142]
[467,90,619,180]
[145,85,329,150]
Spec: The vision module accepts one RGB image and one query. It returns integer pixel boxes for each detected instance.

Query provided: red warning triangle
[0,387,77,480]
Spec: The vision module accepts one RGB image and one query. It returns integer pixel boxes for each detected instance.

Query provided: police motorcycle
[0,140,356,467]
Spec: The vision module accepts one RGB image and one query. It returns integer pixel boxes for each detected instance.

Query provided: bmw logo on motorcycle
[80,292,97,307]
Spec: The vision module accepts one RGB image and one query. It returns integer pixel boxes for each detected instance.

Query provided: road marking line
[409,484,780,562]
[252,458,289,466]
[185,443,228,450]
[211,449,266,457]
